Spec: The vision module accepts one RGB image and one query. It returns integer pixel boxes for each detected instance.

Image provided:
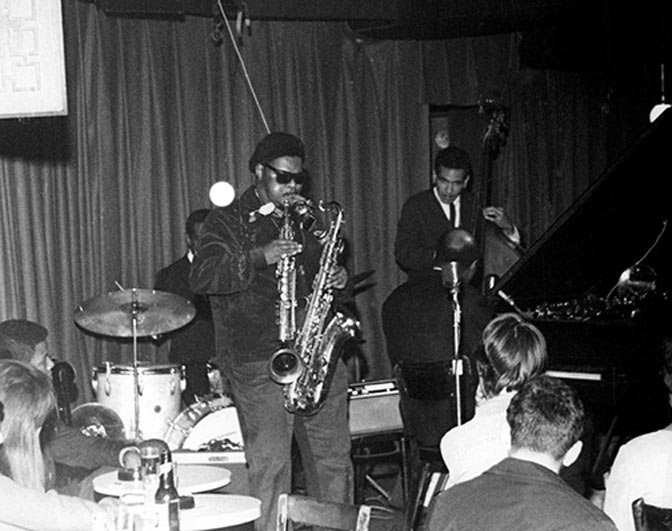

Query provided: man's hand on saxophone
[263,239,303,265]
[327,264,348,290]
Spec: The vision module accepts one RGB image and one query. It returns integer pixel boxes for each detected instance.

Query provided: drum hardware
[101,362,112,396]
[75,287,195,440]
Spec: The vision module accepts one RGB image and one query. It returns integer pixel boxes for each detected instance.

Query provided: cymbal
[74,289,196,338]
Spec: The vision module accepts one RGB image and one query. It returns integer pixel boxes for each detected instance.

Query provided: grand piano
[492,108,672,439]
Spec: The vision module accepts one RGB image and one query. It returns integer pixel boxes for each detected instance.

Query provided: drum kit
[73,288,243,451]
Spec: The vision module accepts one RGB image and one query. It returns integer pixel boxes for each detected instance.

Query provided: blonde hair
[0,359,55,489]
[478,313,548,398]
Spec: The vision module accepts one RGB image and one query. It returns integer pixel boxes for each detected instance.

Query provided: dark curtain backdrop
[0,1,651,403]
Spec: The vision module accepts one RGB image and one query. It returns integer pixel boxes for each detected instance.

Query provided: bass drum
[164,395,244,452]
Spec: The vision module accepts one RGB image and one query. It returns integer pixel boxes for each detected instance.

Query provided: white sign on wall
[0,0,68,119]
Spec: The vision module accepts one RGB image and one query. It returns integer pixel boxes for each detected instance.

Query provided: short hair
[477,313,547,397]
[0,320,48,363]
[434,145,472,177]
[185,209,211,239]
[507,376,585,460]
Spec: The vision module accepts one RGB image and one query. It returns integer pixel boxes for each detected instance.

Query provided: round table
[181,494,261,531]
[93,464,231,497]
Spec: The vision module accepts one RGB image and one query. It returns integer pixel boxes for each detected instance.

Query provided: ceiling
[86,0,672,72]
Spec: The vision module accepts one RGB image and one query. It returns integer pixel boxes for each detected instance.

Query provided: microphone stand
[449,282,463,427]
[131,289,141,441]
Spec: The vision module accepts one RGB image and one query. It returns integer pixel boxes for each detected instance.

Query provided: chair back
[632,497,672,531]
[276,493,371,531]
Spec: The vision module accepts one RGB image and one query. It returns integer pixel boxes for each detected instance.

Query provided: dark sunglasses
[262,162,308,185]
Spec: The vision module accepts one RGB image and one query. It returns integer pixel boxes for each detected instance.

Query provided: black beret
[249,132,305,173]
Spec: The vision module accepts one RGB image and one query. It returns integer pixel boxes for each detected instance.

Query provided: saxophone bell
[268,346,305,385]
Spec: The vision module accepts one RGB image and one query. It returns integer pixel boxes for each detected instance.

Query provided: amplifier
[348,379,404,437]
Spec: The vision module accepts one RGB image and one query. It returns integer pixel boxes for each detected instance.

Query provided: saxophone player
[190,132,352,531]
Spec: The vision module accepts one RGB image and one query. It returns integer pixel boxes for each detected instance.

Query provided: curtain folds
[0,2,640,403]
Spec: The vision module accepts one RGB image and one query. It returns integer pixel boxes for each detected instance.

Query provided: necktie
[450,201,457,227]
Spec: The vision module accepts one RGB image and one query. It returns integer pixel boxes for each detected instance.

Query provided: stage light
[209,181,235,207]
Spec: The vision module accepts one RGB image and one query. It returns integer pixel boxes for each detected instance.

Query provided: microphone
[441,261,460,290]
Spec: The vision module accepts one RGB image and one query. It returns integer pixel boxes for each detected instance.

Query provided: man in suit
[394,145,519,278]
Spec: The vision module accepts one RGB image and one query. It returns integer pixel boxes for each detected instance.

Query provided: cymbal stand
[130,289,141,441]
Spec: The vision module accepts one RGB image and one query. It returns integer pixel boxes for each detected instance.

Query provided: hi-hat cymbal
[74,289,196,338]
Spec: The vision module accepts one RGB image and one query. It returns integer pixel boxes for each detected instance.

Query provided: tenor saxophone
[269,200,360,416]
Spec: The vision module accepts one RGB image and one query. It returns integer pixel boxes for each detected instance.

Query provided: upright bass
[476,99,524,290]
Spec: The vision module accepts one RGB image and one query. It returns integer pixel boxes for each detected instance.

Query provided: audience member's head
[476,313,547,399]
[507,375,585,467]
[0,319,53,372]
[0,359,56,489]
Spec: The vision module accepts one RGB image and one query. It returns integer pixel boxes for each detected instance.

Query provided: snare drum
[92,362,184,440]
[164,395,244,452]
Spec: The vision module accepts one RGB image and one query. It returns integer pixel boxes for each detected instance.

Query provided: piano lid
[495,109,672,306]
